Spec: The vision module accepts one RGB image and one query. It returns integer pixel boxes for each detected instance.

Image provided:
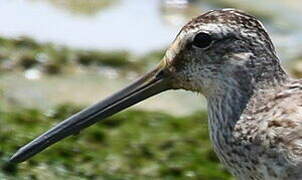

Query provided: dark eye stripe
[192,32,213,48]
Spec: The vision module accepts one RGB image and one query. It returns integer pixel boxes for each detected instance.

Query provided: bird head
[165,9,283,96]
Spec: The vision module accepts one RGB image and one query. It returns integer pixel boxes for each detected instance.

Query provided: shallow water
[0,72,206,115]
[0,0,179,54]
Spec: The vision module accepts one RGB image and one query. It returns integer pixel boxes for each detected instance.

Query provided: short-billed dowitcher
[10,9,302,179]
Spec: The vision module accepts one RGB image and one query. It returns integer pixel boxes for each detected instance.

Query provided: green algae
[0,103,232,179]
[42,0,117,16]
[0,36,161,75]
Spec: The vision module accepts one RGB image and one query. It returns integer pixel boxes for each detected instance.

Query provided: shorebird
[9,9,302,179]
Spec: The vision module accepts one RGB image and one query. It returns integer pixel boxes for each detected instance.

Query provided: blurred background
[1,0,302,179]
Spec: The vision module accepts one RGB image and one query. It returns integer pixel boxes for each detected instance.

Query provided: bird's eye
[192,32,213,48]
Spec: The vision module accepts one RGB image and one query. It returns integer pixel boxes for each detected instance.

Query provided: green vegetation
[0,104,232,179]
[34,0,116,16]
[0,36,163,75]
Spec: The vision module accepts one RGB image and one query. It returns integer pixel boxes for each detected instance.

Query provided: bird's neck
[206,82,252,167]
[207,82,252,129]
[207,61,288,129]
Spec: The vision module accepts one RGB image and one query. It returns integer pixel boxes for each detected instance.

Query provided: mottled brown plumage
[10,8,302,180]
[169,9,302,179]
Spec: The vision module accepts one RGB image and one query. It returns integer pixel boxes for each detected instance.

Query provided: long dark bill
[10,64,172,163]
